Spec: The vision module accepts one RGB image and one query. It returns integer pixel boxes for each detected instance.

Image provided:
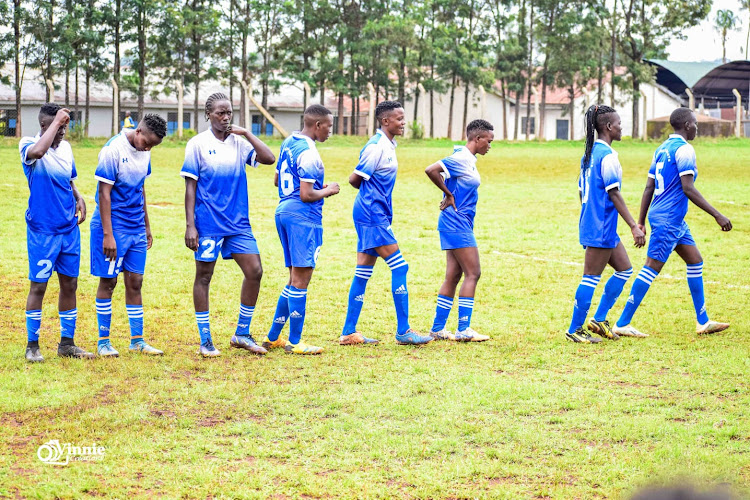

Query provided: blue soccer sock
[687,262,709,324]
[457,297,474,332]
[430,294,454,332]
[386,251,410,335]
[235,304,254,337]
[342,265,374,335]
[196,310,211,344]
[96,298,112,345]
[616,266,658,327]
[26,310,42,343]
[287,286,307,345]
[568,274,601,334]
[267,286,291,341]
[126,304,144,346]
[59,308,77,340]
[593,268,633,322]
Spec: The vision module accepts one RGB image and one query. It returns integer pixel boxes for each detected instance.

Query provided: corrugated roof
[645,59,721,92]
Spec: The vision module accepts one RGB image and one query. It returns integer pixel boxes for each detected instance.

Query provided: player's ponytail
[582,104,616,173]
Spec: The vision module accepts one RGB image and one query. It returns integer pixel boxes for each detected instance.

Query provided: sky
[667,0,749,61]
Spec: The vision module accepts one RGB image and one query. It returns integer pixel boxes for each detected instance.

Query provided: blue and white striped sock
[59,308,77,340]
[267,286,291,341]
[430,294,453,332]
[386,251,410,335]
[593,268,633,322]
[342,265,374,335]
[196,310,211,345]
[235,304,255,337]
[568,274,601,334]
[616,266,658,327]
[687,262,709,324]
[126,304,144,346]
[457,297,474,332]
[26,310,42,343]
[96,298,112,344]
[287,286,308,345]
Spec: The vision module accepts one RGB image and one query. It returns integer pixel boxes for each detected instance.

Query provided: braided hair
[205,92,230,121]
[582,104,616,172]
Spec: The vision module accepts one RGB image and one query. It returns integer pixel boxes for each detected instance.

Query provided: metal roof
[645,59,750,105]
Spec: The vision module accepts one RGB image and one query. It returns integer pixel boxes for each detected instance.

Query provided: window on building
[521,117,535,135]
[167,112,191,136]
[556,119,569,140]
[0,109,17,137]
[68,110,83,130]
[251,114,274,136]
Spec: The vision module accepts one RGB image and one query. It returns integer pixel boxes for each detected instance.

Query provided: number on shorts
[654,161,665,195]
[107,257,124,275]
[200,238,224,259]
[279,157,294,196]
[35,259,53,280]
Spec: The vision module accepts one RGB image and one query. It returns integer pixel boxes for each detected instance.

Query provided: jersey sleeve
[600,153,622,192]
[675,144,697,177]
[180,139,201,180]
[71,158,78,181]
[438,155,465,179]
[647,151,657,179]
[146,161,152,179]
[297,150,319,184]
[240,138,259,169]
[353,144,381,180]
[19,137,37,166]
[94,146,119,185]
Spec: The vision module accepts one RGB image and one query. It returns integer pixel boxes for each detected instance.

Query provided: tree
[715,9,738,63]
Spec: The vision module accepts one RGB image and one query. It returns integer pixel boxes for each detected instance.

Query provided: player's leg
[340,251,379,344]
[194,259,219,356]
[123,234,162,355]
[675,240,729,335]
[567,247,610,343]
[588,242,633,340]
[284,266,325,354]
[265,215,293,348]
[25,227,53,362]
[55,227,93,358]
[231,251,266,354]
[453,246,487,342]
[430,250,462,340]
[91,224,123,356]
[25,280,46,363]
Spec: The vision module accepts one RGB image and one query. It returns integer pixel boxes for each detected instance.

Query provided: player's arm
[348,172,363,189]
[350,144,379,189]
[637,177,655,230]
[71,180,86,224]
[680,175,732,231]
[26,108,71,160]
[184,178,199,251]
[142,185,153,249]
[98,182,117,261]
[228,126,275,164]
[299,180,339,202]
[273,172,279,187]
[425,162,457,211]
[607,188,645,247]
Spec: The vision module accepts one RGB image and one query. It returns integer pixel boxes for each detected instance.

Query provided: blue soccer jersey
[352,129,399,226]
[180,130,259,236]
[647,134,697,225]
[91,133,152,234]
[437,146,481,233]
[19,135,78,234]
[578,140,623,248]
[276,133,325,224]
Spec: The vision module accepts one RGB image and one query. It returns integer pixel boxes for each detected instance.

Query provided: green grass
[0,136,748,499]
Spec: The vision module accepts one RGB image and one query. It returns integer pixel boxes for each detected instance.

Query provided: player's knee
[28,281,48,298]
[125,275,143,293]
[98,277,118,294]
[465,268,481,283]
[244,264,263,282]
[59,276,78,295]
[195,270,214,287]
[446,269,462,286]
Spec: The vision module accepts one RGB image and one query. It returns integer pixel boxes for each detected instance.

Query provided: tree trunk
[610,5,616,108]
[461,81,470,140]
[65,66,70,107]
[569,84,575,140]
[46,0,54,102]
[447,72,457,139]
[632,78,640,138]
[337,91,345,135]
[413,86,420,122]
[85,62,91,137]
[192,0,201,131]
[13,0,22,137]
[500,79,508,140]
[228,0,234,110]
[398,45,406,104]
[525,0,535,140]
[240,1,248,128]
[113,0,121,133]
[429,88,434,138]
[597,45,603,104]
[74,62,79,128]
[137,3,146,119]
[514,89,521,140]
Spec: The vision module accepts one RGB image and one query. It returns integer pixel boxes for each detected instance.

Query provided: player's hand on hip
[631,225,646,248]
[76,197,87,224]
[103,233,117,261]
[185,225,199,251]
[324,183,340,197]
[715,214,732,231]
[440,194,457,211]
[146,227,153,249]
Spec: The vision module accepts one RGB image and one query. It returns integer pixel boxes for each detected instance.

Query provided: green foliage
[409,119,425,139]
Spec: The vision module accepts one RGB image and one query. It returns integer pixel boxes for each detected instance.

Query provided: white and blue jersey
[352,129,399,227]
[91,133,151,234]
[578,140,623,249]
[19,135,78,234]
[437,146,481,233]
[276,133,325,225]
[647,134,697,226]
[181,130,259,237]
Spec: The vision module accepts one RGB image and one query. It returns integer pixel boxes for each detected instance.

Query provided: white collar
[376,129,397,148]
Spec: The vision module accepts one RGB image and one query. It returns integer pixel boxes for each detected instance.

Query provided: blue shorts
[440,231,477,250]
[27,226,80,282]
[90,225,148,277]
[355,223,397,257]
[275,213,323,268]
[647,219,696,263]
[195,232,259,262]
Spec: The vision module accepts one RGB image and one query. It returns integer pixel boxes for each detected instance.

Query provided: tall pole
[46,79,55,102]
[418,83,427,137]
[367,83,376,137]
[732,88,742,137]
[110,77,119,135]
[177,81,184,138]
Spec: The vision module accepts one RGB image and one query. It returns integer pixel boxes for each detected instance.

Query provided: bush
[166,128,197,143]
[67,121,88,141]
[409,120,424,140]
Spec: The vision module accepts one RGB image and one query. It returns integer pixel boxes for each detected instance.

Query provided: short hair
[466,119,494,139]
[670,107,695,130]
[304,104,332,118]
[40,103,61,118]
[375,100,403,120]
[205,92,230,119]
[141,113,167,139]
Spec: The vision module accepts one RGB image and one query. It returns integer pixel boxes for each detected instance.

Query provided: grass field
[0,135,748,499]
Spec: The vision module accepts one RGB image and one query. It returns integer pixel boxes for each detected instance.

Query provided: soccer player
[92,114,167,357]
[20,103,93,362]
[339,100,433,346]
[424,119,494,342]
[261,105,339,355]
[566,105,646,343]
[613,108,732,337]
[182,92,276,357]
